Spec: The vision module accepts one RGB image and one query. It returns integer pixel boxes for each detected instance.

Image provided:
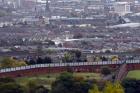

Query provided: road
[0,51,140,57]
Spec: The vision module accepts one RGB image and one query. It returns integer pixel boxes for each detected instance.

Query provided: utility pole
[45,0,51,17]
[35,0,37,13]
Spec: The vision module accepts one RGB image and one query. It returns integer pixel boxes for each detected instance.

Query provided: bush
[101,67,111,76]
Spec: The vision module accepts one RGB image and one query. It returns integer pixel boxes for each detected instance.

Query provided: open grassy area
[16,73,101,88]
[73,73,101,80]
[126,70,140,80]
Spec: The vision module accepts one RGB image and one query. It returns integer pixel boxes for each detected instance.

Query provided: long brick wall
[0,60,140,79]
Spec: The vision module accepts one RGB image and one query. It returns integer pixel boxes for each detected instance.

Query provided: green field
[16,73,101,88]
[126,70,140,79]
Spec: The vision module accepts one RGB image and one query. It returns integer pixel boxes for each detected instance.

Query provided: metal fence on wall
[0,60,140,73]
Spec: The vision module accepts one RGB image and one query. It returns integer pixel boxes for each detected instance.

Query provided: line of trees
[0,77,49,93]
[28,56,52,65]
[0,72,139,93]
[51,72,124,93]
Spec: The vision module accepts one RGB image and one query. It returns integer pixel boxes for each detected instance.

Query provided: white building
[114,2,131,16]
[37,0,48,3]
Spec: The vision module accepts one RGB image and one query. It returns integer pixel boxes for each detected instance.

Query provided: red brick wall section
[0,64,140,78]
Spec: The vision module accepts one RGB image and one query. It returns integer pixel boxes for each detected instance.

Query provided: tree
[51,72,74,93]
[51,72,90,93]
[0,77,15,84]
[36,57,43,64]
[103,82,114,93]
[0,57,27,68]
[122,79,140,93]
[89,84,100,93]
[25,79,49,93]
[101,67,111,76]
[0,57,14,68]
[28,59,36,65]
[0,77,49,93]
[73,50,82,62]
[69,50,82,62]
[26,80,38,93]
[43,56,52,63]
[113,82,124,93]
[103,82,124,93]
[0,82,25,93]
[111,56,119,61]
[34,86,49,93]
[95,56,101,62]
[62,52,73,62]
[0,77,26,93]
[57,72,73,81]
[58,43,63,47]
[101,56,108,61]
[14,60,27,67]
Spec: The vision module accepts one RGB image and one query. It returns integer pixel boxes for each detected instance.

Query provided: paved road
[0,51,140,57]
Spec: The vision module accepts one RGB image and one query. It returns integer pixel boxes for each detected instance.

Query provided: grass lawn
[16,73,101,88]
[126,70,140,80]
[73,73,101,80]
